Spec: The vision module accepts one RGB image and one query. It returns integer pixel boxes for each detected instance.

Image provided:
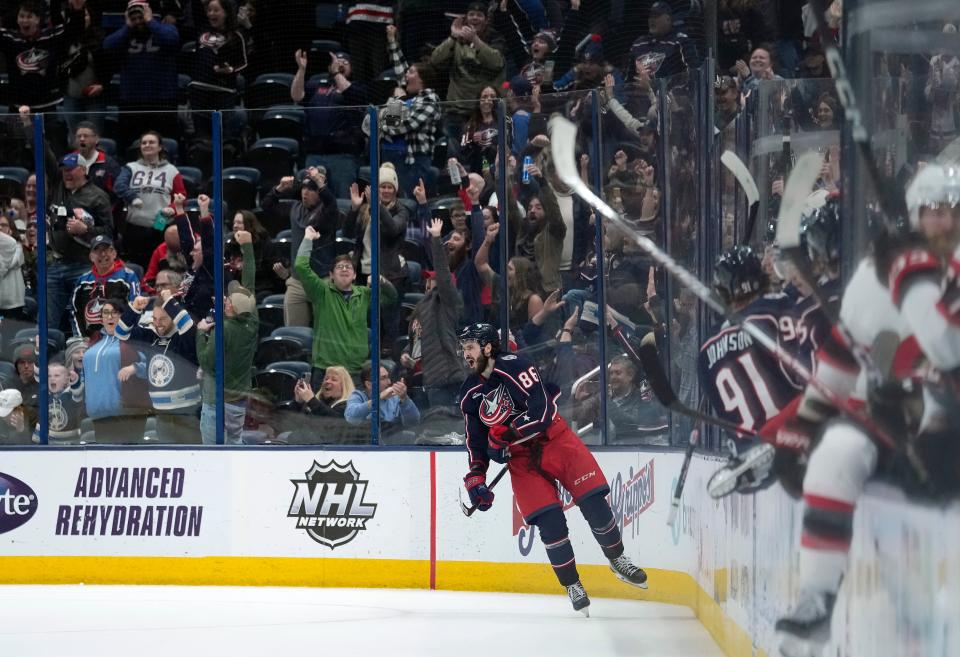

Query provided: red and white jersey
[893,243,960,372]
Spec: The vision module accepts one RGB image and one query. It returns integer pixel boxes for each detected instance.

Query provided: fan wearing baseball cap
[0,388,33,445]
[195,229,259,445]
[45,147,114,332]
[629,1,700,80]
[69,234,142,337]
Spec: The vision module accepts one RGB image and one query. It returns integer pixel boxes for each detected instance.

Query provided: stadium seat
[245,138,299,194]
[392,335,409,363]
[270,326,313,357]
[257,106,305,141]
[257,299,285,340]
[255,335,304,369]
[222,167,261,216]
[0,167,29,199]
[253,366,301,403]
[126,262,144,281]
[335,236,355,256]
[401,238,428,267]
[0,360,17,386]
[266,360,311,380]
[178,166,204,198]
[406,259,421,288]
[22,296,37,320]
[245,73,295,111]
[14,327,65,353]
[98,137,117,157]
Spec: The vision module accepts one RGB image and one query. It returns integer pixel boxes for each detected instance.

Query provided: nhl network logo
[288,460,378,549]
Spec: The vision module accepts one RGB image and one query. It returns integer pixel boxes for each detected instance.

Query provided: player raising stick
[457,323,648,616]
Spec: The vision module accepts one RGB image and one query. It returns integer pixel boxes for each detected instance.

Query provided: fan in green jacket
[295,225,397,377]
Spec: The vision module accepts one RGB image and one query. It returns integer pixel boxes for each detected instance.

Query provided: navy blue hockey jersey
[458,352,561,474]
[698,293,803,433]
[793,277,842,371]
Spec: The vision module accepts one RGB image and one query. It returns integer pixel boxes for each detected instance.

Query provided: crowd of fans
[0,0,956,446]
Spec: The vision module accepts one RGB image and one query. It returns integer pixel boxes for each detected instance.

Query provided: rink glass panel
[0,112,39,446]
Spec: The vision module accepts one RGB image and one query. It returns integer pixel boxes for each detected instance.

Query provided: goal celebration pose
[457,323,648,615]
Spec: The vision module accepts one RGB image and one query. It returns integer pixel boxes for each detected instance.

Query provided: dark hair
[360,360,374,384]
[18,0,46,18]
[203,0,239,32]
[75,121,100,136]
[236,210,269,242]
[102,297,127,314]
[139,131,168,161]
[333,254,354,269]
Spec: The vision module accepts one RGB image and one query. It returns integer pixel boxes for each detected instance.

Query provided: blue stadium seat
[98,137,117,158]
[254,367,300,403]
[255,335,304,369]
[257,106,305,141]
[245,73,295,111]
[245,138,299,194]
[0,167,29,199]
[14,327,65,353]
[222,167,261,216]
[178,166,204,198]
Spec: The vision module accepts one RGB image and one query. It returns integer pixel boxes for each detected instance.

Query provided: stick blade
[666,499,679,528]
[775,150,824,250]
[720,150,760,206]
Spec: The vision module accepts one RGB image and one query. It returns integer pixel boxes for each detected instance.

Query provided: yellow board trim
[0,557,764,657]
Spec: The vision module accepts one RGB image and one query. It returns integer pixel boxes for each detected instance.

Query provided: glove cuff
[464,473,486,488]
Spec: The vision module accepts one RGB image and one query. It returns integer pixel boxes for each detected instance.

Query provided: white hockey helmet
[906,164,960,229]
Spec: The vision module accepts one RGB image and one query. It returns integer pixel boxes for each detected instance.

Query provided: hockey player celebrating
[791,194,843,370]
[696,246,805,496]
[457,323,648,616]
[699,245,803,434]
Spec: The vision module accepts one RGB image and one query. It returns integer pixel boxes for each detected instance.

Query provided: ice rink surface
[0,585,724,656]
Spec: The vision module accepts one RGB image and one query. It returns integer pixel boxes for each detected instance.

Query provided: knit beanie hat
[379,162,399,190]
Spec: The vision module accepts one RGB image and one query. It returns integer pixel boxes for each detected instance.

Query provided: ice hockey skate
[609,554,649,589]
[566,581,590,616]
[707,442,776,498]
[775,591,836,657]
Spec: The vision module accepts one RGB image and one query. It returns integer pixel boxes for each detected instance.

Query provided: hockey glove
[772,418,817,499]
[463,473,494,511]
[487,424,518,463]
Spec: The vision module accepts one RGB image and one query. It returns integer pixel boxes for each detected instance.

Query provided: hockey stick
[458,432,541,516]
[808,0,907,230]
[460,464,509,517]
[668,426,699,528]
[637,340,756,438]
[548,115,902,455]
[720,151,761,244]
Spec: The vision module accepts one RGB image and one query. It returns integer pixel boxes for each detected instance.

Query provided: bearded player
[457,323,648,616]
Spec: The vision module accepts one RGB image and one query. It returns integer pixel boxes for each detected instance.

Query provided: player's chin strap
[548,116,919,479]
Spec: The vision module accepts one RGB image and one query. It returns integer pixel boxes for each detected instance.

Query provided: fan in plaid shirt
[382,24,442,197]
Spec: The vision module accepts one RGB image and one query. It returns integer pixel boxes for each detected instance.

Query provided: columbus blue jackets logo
[198,31,227,51]
[288,461,377,549]
[636,51,666,76]
[479,384,515,426]
[16,48,49,73]
[149,354,175,388]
